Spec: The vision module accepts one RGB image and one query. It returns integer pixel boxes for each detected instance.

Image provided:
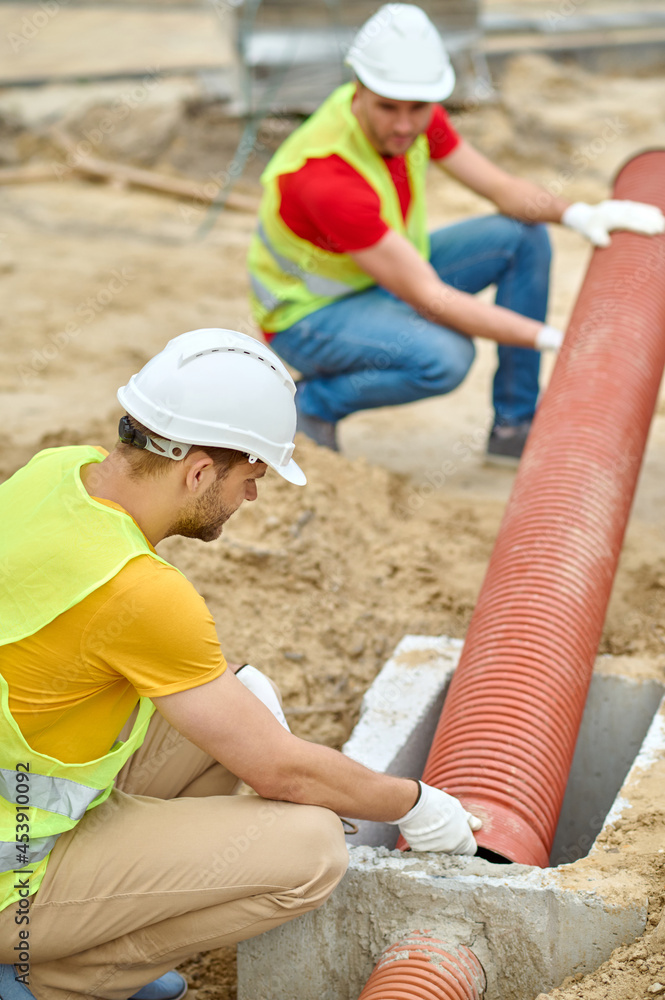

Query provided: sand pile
[538,907,665,1000]
[31,419,501,747]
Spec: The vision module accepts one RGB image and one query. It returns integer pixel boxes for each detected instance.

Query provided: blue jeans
[271,215,551,427]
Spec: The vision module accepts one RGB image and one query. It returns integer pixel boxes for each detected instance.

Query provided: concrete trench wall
[238,635,665,1000]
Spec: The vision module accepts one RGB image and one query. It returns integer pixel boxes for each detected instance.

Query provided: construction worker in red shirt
[247,3,664,463]
[0,328,481,1000]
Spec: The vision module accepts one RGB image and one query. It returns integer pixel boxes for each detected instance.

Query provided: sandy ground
[2,50,665,1000]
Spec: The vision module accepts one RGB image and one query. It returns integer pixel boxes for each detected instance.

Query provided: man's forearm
[350,232,546,348]
[492,175,570,225]
[256,740,479,856]
[412,276,543,347]
[434,145,569,224]
[252,739,420,822]
[155,677,421,823]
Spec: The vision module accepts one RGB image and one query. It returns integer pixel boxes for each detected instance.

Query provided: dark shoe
[295,383,339,451]
[130,972,188,1000]
[0,965,187,1000]
[485,421,531,467]
[0,965,36,1000]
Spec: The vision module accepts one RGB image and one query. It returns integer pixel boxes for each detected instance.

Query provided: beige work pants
[0,712,349,1000]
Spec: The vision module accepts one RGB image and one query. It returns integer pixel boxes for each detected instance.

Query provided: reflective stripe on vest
[247,82,431,334]
[0,835,58,874]
[0,767,105,822]
[256,221,356,299]
[249,274,281,312]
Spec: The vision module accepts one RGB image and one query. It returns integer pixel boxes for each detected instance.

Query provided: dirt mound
[24,416,500,747]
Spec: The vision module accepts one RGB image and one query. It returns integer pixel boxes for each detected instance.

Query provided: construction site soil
[2,53,665,1000]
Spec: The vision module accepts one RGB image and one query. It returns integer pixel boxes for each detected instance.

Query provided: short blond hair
[118,415,249,481]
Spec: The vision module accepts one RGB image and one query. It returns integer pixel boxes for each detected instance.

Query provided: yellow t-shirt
[0,499,226,763]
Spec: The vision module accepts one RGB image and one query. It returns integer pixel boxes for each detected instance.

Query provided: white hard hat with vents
[345,4,455,103]
[117,328,306,486]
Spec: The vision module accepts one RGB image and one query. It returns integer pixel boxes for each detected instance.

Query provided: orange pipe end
[357,933,486,1000]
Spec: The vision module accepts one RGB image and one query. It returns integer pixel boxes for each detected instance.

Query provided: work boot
[130,971,187,1000]
[0,966,187,1000]
[485,421,531,467]
[295,383,339,452]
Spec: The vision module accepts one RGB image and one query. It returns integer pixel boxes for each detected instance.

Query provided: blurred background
[1,0,664,497]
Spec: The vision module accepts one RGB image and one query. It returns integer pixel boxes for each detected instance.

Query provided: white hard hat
[345,4,455,102]
[117,328,306,486]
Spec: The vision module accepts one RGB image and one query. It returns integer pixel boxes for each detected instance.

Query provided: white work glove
[562,200,665,248]
[389,781,482,856]
[534,324,564,352]
[235,664,291,732]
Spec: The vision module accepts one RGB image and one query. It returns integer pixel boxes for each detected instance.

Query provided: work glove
[235,664,291,732]
[534,324,564,352]
[562,200,665,247]
[388,781,482,855]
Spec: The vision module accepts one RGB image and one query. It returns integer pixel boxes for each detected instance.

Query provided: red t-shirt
[277,104,460,254]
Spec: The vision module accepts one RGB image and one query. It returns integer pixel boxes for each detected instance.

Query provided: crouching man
[0,328,481,1000]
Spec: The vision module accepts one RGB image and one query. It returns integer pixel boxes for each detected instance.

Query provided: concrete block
[238,636,665,1000]
[238,851,646,1000]
[343,635,461,849]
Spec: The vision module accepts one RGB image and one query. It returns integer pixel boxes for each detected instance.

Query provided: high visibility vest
[248,82,431,333]
[0,446,172,912]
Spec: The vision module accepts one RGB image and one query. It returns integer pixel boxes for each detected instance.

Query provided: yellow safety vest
[248,82,431,333]
[0,446,172,912]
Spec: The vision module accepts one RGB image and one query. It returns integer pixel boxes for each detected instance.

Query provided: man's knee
[448,336,476,390]
[519,221,552,268]
[295,806,349,909]
[489,216,552,268]
[419,335,475,395]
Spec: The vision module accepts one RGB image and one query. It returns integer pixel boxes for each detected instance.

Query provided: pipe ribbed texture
[414,151,665,866]
[356,933,486,1000]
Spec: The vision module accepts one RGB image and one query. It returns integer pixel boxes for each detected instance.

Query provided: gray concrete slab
[238,636,665,1000]
[238,849,647,1000]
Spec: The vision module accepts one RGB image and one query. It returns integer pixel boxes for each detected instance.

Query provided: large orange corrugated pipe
[356,932,486,1000]
[409,151,665,867]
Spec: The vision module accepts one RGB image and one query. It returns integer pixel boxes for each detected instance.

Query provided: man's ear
[183,452,217,494]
